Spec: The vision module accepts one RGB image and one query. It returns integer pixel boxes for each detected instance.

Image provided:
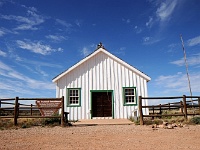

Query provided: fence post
[139,96,144,125]
[198,98,200,114]
[183,95,188,120]
[168,103,170,111]
[17,103,20,117]
[14,97,19,125]
[180,101,183,114]
[0,100,1,116]
[31,104,33,116]
[61,96,66,127]
[152,106,154,120]
[159,104,162,118]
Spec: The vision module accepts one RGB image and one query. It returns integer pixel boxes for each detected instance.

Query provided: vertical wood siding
[56,51,149,120]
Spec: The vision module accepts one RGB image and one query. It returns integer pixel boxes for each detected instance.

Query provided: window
[123,87,137,105]
[67,88,81,107]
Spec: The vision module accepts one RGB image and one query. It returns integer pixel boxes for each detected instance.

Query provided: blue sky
[0,0,200,100]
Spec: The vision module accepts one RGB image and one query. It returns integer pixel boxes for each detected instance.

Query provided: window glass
[123,87,137,105]
[68,88,81,106]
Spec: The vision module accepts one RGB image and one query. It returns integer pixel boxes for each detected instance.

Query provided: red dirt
[1,124,200,150]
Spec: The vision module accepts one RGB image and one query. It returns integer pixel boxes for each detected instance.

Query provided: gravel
[1,125,200,150]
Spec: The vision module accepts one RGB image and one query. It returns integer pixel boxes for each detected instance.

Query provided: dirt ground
[1,123,200,150]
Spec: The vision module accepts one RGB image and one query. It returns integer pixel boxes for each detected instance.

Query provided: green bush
[128,116,140,125]
[134,120,140,125]
[43,117,61,125]
[128,116,135,122]
[21,124,27,128]
[190,117,200,124]
[42,114,61,125]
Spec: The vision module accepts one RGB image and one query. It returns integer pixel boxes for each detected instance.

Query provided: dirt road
[1,125,200,150]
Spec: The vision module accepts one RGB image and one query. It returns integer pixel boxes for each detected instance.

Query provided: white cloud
[0,80,37,97]
[167,43,179,53]
[80,44,96,57]
[143,36,161,45]
[5,45,23,61]
[156,0,178,22]
[0,7,45,30]
[21,5,37,12]
[146,0,179,29]
[16,40,63,55]
[0,61,55,91]
[170,58,185,66]
[0,30,5,36]
[0,61,12,71]
[170,53,200,67]
[35,67,48,77]
[155,72,200,94]
[75,19,82,27]
[187,36,200,46]
[143,37,150,42]
[134,26,142,34]
[46,35,67,42]
[122,18,130,24]
[0,27,18,36]
[56,19,72,28]
[146,16,153,28]
[0,50,7,57]
[81,47,91,57]
[112,47,126,55]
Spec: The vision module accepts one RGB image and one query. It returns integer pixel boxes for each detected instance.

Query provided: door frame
[90,90,114,119]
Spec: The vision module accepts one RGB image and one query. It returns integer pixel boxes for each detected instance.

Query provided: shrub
[128,116,135,122]
[153,119,163,125]
[21,124,27,128]
[129,116,140,125]
[143,118,163,125]
[190,116,200,124]
[42,113,61,126]
[43,117,61,125]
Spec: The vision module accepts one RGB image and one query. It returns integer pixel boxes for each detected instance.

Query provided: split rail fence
[0,96,66,126]
[139,95,200,125]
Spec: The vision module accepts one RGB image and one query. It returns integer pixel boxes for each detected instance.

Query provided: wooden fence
[139,95,200,125]
[0,96,66,126]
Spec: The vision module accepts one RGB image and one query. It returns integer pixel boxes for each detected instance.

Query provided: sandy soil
[0,124,200,150]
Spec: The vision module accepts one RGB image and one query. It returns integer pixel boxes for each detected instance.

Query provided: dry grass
[143,115,200,126]
[0,117,61,130]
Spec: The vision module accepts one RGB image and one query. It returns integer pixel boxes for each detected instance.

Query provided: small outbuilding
[52,43,151,120]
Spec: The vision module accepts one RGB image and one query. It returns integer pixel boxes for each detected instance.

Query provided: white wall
[56,51,149,120]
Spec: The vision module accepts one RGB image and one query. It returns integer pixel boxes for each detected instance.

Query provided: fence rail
[139,95,200,125]
[0,96,66,126]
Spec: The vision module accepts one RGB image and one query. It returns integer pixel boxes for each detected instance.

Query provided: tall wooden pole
[180,35,193,104]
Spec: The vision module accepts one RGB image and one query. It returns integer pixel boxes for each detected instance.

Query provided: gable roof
[52,46,151,83]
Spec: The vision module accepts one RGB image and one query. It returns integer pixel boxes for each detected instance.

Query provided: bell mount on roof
[97,42,104,49]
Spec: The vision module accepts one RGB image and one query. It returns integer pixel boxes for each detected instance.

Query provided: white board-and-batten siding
[55,50,149,120]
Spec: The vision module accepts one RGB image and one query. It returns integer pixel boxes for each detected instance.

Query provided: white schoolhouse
[52,43,151,120]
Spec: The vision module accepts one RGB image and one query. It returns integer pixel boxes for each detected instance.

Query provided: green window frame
[67,88,81,107]
[123,87,137,106]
